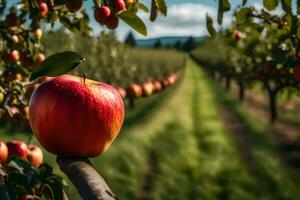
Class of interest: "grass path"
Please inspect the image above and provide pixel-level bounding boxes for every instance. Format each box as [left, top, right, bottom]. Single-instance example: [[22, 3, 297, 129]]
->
[[1, 58, 300, 199]]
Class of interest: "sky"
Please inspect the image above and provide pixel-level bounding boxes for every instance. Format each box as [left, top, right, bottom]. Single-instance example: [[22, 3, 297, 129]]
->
[[89, 0, 263, 40], [8, 0, 276, 40]]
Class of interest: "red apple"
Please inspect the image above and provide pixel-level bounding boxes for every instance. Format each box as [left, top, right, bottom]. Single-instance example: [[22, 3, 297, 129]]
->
[[234, 30, 242, 41], [94, 6, 111, 24], [38, 2, 48, 17], [153, 81, 162, 93], [35, 53, 46, 64], [34, 28, 43, 40], [117, 87, 127, 99], [6, 140, 28, 160], [6, 13, 18, 27], [293, 66, 300, 82], [8, 50, 20, 62], [142, 82, 154, 97], [0, 142, 8, 164], [127, 83, 142, 99], [161, 79, 170, 88], [29, 75, 125, 157], [65, 0, 83, 13], [115, 0, 126, 12], [27, 144, 43, 167], [106, 16, 119, 29], [10, 106, 20, 118], [167, 75, 176, 85]]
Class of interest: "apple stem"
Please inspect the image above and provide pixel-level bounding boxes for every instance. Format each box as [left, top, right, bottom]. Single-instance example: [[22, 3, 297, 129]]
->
[[83, 73, 87, 84]]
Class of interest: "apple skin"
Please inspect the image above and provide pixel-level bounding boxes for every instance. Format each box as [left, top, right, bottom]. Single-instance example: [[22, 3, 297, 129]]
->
[[6, 13, 18, 27], [38, 2, 48, 17], [115, 0, 126, 12], [106, 16, 119, 29], [0, 142, 8, 164], [29, 75, 125, 157], [34, 28, 43, 40], [35, 53, 46, 64], [127, 83, 142, 99], [6, 140, 28, 160], [27, 144, 43, 167], [9, 50, 20, 62], [94, 6, 111, 24], [153, 81, 162, 93], [117, 87, 127, 99], [142, 82, 154, 97], [161, 79, 170, 89], [65, 0, 83, 13], [293, 66, 300, 82]]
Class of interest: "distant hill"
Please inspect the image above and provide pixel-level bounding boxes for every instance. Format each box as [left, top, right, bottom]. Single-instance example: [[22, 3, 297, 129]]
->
[[136, 36, 206, 47]]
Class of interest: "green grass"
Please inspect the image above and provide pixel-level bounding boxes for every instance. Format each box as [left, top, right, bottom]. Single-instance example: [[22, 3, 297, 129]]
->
[[1, 58, 300, 199]]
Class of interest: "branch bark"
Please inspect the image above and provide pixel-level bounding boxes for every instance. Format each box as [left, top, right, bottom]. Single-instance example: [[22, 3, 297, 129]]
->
[[57, 157, 117, 200]]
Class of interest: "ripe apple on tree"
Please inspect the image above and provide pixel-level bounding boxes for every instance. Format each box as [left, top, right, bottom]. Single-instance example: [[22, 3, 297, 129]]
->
[[142, 82, 154, 97], [153, 81, 162, 93], [38, 2, 49, 17], [0, 141, 8, 164], [65, 0, 83, 13], [94, 6, 112, 25], [127, 83, 142, 99], [117, 87, 127, 99], [27, 144, 43, 167], [29, 75, 125, 157], [8, 50, 20, 62], [6, 140, 28, 160]]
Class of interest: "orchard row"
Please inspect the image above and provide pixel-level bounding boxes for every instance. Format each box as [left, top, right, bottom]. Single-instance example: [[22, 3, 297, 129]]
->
[[192, 5, 300, 123]]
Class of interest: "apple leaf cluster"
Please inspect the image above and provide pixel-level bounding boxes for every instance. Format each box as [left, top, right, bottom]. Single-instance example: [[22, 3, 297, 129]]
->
[[196, 0, 300, 123], [0, 156, 66, 200]]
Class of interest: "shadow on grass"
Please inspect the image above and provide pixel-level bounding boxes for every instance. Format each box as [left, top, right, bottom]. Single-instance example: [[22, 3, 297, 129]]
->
[[204, 71, 300, 198]]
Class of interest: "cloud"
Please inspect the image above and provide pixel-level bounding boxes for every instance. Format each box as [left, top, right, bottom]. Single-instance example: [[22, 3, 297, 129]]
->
[[111, 3, 232, 40], [96, 1, 284, 40]]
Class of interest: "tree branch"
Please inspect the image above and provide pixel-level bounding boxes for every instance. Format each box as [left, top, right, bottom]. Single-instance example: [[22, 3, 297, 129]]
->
[[57, 157, 117, 200]]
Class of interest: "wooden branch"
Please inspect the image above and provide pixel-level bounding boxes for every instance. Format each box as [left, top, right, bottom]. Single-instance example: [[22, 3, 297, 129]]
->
[[57, 157, 117, 200]]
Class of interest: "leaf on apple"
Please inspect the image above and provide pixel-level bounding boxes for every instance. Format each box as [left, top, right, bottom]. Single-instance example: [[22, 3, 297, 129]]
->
[[30, 51, 85, 81], [117, 10, 147, 36]]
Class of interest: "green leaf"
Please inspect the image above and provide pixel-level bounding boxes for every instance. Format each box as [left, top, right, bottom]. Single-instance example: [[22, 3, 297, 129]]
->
[[154, 0, 167, 16], [117, 11, 147, 36], [30, 51, 85, 81], [206, 14, 216, 36], [281, 0, 291, 13], [218, 0, 231, 25], [263, 0, 279, 10], [236, 8, 249, 25], [137, 2, 149, 12]]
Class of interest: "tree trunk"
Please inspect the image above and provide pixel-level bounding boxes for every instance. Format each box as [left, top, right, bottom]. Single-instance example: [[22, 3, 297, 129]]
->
[[238, 82, 245, 102], [129, 98, 135, 109], [225, 76, 231, 91], [57, 157, 117, 200], [268, 91, 277, 124]]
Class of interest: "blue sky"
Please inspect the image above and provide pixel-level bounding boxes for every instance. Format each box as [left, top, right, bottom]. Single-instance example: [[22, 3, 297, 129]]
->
[[9, 0, 268, 40]]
